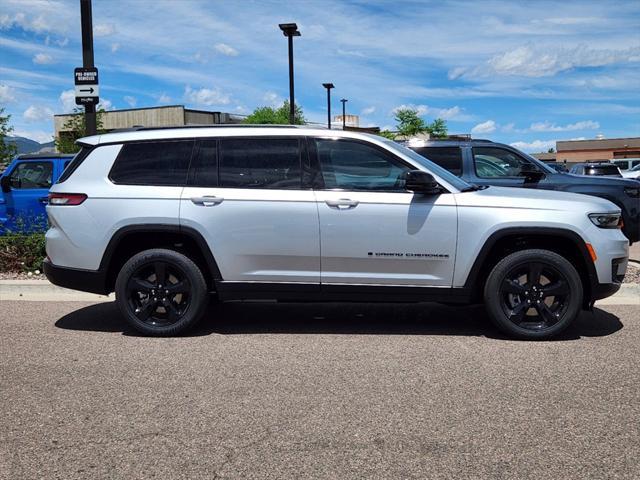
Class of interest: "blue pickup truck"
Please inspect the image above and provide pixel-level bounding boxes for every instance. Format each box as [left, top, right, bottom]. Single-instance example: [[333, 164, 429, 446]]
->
[[0, 154, 74, 233]]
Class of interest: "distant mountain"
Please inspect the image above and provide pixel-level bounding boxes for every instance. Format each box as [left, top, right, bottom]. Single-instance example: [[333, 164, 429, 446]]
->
[[6, 136, 55, 155]]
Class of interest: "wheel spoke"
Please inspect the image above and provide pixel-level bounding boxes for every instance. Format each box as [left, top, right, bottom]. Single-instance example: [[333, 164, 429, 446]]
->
[[164, 301, 180, 323], [541, 280, 569, 297], [535, 302, 557, 324], [128, 277, 155, 293], [154, 262, 166, 285], [528, 263, 543, 285], [166, 280, 189, 294], [136, 301, 157, 321], [509, 301, 529, 324], [502, 278, 525, 294]]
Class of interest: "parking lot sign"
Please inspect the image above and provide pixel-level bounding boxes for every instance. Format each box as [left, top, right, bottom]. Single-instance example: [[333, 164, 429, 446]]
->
[[74, 67, 99, 105]]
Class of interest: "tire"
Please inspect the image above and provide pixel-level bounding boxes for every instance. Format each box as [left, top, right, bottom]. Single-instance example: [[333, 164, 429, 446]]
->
[[483, 249, 583, 340], [115, 248, 208, 336]]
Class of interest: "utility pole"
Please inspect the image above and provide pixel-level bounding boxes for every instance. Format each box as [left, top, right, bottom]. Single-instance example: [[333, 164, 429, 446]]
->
[[278, 23, 301, 125], [322, 83, 334, 129], [80, 0, 96, 136], [340, 98, 348, 129]]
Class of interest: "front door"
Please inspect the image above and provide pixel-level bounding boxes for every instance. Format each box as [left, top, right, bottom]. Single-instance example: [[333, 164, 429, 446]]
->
[[312, 137, 457, 287], [180, 137, 320, 285]]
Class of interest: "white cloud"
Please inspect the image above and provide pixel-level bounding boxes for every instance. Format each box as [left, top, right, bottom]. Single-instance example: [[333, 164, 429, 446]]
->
[[361, 106, 376, 115], [184, 86, 230, 106], [23, 105, 54, 122], [214, 43, 238, 56], [471, 120, 497, 134], [111, 43, 120, 53], [55, 37, 68, 47], [529, 120, 599, 132], [157, 93, 172, 104], [124, 96, 137, 108], [510, 140, 557, 153], [32, 53, 54, 64], [263, 91, 282, 107], [0, 84, 16, 103], [98, 99, 113, 111], [0, 12, 53, 34], [59, 89, 76, 113], [12, 128, 54, 144], [94, 23, 116, 37], [392, 104, 473, 121], [453, 44, 640, 79]]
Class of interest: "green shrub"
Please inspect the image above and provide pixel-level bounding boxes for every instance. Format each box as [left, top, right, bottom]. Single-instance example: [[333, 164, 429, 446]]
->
[[0, 233, 46, 272]]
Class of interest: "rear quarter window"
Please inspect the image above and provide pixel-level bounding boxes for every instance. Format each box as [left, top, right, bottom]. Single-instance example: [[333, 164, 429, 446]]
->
[[109, 140, 195, 186]]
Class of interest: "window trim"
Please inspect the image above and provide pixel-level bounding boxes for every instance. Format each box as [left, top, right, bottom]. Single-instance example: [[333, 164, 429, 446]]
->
[[108, 139, 196, 187], [310, 136, 418, 193], [410, 146, 463, 176]]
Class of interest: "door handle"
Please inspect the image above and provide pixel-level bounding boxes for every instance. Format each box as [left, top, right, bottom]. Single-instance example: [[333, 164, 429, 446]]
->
[[191, 195, 223, 206], [325, 198, 359, 209]]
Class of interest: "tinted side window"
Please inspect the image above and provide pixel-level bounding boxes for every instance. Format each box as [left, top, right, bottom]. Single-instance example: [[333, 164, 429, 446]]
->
[[413, 147, 462, 176], [473, 147, 533, 178], [10, 161, 53, 189], [315, 139, 409, 191], [110, 140, 194, 186], [188, 139, 218, 187], [219, 138, 301, 189]]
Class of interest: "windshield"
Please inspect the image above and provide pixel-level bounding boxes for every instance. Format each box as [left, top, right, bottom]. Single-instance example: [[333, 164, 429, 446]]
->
[[586, 165, 621, 176], [380, 139, 471, 191]]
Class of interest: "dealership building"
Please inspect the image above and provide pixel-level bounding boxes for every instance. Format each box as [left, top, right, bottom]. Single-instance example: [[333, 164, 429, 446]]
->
[[54, 105, 244, 143], [534, 137, 640, 165]]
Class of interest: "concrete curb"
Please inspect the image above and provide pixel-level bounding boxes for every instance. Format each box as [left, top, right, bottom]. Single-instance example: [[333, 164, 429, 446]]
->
[[1, 280, 638, 305]]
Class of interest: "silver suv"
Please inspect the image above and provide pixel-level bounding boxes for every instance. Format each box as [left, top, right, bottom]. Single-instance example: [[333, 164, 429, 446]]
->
[[44, 126, 629, 339]]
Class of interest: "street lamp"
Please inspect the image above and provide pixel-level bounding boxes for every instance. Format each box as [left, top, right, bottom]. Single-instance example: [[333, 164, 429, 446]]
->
[[340, 98, 348, 129], [322, 83, 334, 129], [278, 23, 301, 125]]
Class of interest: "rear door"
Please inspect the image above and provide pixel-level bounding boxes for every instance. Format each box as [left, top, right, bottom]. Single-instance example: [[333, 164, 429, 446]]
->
[[312, 137, 457, 287], [180, 136, 320, 285]]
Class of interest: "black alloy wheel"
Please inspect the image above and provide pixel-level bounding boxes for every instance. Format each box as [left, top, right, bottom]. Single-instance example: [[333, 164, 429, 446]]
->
[[115, 249, 208, 336], [484, 249, 583, 339]]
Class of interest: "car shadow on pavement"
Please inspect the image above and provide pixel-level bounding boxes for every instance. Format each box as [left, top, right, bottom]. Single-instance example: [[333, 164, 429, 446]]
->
[[54, 301, 623, 341]]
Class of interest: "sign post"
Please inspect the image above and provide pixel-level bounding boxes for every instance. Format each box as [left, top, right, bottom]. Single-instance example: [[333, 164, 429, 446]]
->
[[79, 0, 97, 136]]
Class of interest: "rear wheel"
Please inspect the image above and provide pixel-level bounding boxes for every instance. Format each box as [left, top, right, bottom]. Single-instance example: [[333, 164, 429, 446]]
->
[[484, 249, 583, 339], [115, 248, 208, 336]]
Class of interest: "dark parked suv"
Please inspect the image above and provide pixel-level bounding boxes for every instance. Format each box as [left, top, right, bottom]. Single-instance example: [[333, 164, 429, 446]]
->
[[408, 139, 640, 243]]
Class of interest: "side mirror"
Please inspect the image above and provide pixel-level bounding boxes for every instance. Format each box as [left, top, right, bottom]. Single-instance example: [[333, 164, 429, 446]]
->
[[519, 163, 545, 182], [405, 170, 442, 195], [0, 176, 10, 193]]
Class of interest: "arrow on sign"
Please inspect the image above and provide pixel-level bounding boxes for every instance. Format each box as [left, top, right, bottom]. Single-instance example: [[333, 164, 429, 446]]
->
[[80, 87, 95, 93]]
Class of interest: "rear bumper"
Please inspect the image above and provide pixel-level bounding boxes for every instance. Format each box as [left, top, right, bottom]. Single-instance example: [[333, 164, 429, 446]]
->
[[43, 259, 109, 295]]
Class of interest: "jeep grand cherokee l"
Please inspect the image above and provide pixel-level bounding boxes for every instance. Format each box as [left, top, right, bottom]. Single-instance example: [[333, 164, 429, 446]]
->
[[44, 127, 628, 339], [408, 139, 640, 244]]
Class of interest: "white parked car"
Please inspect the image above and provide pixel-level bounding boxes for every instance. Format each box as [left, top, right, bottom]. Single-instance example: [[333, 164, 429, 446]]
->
[[44, 127, 628, 339], [621, 164, 640, 180]]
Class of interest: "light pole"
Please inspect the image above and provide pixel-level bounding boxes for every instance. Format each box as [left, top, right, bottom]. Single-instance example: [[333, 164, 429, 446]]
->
[[322, 83, 334, 129], [80, 0, 96, 136], [340, 98, 348, 129], [278, 23, 301, 125]]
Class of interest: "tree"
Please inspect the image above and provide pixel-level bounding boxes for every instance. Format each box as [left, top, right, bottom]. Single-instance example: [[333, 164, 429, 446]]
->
[[55, 107, 106, 154], [244, 100, 305, 125], [425, 118, 448, 138], [394, 108, 428, 137], [547, 147, 555, 153], [0, 107, 18, 170], [378, 130, 396, 140]]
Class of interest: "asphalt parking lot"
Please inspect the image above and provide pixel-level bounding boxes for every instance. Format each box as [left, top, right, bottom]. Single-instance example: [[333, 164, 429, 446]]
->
[[1, 300, 639, 479]]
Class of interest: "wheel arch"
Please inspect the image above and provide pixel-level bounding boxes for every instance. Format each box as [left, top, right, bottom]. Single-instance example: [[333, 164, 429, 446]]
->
[[99, 224, 222, 293], [464, 227, 598, 308]]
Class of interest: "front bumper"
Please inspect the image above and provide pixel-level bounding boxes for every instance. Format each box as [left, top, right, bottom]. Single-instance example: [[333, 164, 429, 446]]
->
[[43, 259, 109, 295]]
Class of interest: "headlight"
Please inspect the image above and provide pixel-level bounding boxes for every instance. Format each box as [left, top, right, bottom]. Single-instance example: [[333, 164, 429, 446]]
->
[[624, 186, 640, 198], [588, 213, 622, 229]]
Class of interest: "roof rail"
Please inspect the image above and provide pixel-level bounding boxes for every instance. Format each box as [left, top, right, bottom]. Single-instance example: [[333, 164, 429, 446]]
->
[[107, 124, 302, 133], [17, 153, 74, 159]]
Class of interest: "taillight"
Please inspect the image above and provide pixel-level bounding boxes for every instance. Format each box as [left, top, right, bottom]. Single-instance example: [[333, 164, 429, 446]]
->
[[48, 193, 87, 205]]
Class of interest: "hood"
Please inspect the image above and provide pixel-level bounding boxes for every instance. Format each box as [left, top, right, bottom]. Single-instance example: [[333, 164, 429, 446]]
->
[[457, 186, 620, 213], [562, 172, 640, 188]]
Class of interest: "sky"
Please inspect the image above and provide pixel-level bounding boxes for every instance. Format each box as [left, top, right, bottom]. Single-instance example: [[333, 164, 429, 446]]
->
[[0, 0, 639, 152]]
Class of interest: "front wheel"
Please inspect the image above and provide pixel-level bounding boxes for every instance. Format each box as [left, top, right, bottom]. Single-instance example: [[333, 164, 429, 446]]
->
[[115, 248, 208, 336], [484, 249, 583, 340]]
